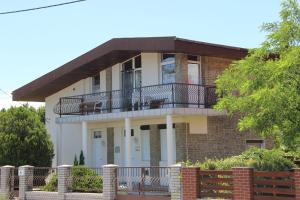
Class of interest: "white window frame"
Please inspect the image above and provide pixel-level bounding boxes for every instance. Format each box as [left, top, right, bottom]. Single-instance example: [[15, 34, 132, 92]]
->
[[121, 54, 142, 88], [160, 53, 176, 84]]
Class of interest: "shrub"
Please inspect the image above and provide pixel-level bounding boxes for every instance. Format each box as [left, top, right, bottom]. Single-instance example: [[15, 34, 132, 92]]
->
[[44, 166, 103, 193], [188, 148, 296, 171]]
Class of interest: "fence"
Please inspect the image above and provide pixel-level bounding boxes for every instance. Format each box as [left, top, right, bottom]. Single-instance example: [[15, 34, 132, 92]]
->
[[117, 167, 170, 196], [182, 167, 300, 200], [199, 170, 233, 199], [253, 171, 295, 199]]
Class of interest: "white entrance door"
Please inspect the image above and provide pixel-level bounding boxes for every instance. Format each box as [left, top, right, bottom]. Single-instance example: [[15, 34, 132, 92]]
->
[[160, 129, 176, 167], [92, 129, 107, 168]]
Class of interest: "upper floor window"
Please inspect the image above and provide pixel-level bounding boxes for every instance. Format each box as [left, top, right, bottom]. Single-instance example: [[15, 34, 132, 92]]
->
[[161, 54, 176, 84], [188, 55, 201, 84], [121, 55, 142, 88], [92, 74, 100, 93]]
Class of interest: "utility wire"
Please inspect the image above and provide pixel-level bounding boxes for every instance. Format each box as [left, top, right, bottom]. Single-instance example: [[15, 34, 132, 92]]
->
[[0, 88, 12, 98], [0, 0, 87, 15]]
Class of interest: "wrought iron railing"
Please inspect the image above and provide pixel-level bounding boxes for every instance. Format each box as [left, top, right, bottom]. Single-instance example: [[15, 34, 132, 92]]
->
[[54, 83, 217, 116]]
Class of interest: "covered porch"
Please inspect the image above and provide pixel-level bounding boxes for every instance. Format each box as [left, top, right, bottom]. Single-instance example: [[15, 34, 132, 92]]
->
[[55, 108, 224, 168]]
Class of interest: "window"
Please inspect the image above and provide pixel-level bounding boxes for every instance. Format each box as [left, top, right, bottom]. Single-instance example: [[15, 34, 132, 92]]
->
[[93, 131, 102, 139], [92, 74, 100, 92], [188, 55, 201, 84], [121, 55, 142, 88], [161, 54, 176, 84], [246, 140, 265, 149]]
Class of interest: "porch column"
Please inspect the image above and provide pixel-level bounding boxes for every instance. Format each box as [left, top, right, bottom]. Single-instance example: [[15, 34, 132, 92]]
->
[[125, 118, 132, 190], [167, 115, 175, 166], [125, 117, 131, 167], [82, 121, 88, 165]]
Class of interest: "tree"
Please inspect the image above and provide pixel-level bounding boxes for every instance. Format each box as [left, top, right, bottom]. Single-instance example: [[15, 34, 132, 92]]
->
[[0, 105, 54, 166], [74, 155, 79, 166], [79, 150, 85, 165], [36, 106, 46, 124], [215, 0, 300, 151]]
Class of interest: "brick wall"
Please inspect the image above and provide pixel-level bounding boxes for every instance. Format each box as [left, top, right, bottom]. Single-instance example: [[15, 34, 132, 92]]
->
[[201, 56, 233, 85], [175, 116, 273, 162], [182, 167, 200, 200], [232, 168, 254, 200], [150, 125, 161, 167]]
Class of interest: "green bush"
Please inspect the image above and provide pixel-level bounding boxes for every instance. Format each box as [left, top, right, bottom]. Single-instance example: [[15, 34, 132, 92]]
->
[[187, 148, 296, 171], [44, 166, 103, 193]]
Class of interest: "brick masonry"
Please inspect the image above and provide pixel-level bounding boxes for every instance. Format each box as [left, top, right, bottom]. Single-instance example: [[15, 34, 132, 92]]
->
[[150, 124, 161, 167], [201, 56, 233, 85], [182, 167, 200, 200], [175, 115, 273, 163], [232, 167, 254, 200]]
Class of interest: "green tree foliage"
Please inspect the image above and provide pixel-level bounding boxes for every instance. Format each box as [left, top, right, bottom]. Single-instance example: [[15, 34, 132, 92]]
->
[[215, 0, 300, 150], [0, 105, 54, 166], [187, 148, 296, 171], [36, 106, 46, 124], [79, 150, 85, 165], [44, 166, 103, 193], [74, 155, 79, 166]]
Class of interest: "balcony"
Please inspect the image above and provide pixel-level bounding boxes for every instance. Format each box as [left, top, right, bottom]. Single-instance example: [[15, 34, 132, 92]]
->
[[53, 83, 217, 116]]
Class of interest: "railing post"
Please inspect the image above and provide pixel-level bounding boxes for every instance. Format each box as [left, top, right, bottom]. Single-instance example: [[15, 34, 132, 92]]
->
[[198, 85, 200, 108], [19, 165, 34, 200], [232, 167, 254, 200], [58, 165, 72, 200], [139, 87, 142, 110], [172, 83, 175, 108], [0, 165, 15, 199], [59, 98, 62, 118], [204, 86, 208, 108], [170, 163, 184, 200], [294, 168, 300, 200], [103, 164, 118, 200], [182, 167, 200, 200]]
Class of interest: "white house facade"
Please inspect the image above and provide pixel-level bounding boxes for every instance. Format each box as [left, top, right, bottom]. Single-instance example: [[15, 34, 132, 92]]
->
[[13, 37, 272, 168]]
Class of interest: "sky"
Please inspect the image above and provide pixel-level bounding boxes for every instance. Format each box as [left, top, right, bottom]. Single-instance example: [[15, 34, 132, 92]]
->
[[0, 0, 282, 109]]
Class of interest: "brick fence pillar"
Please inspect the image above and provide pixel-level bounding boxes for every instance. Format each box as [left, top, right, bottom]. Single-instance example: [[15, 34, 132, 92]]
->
[[103, 164, 118, 200], [58, 165, 72, 200], [294, 168, 300, 200], [19, 165, 34, 200], [170, 163, 184, 200], [182, 167, 200, 200], [0, 165, 15, 199], [232, 167, 254, 200]]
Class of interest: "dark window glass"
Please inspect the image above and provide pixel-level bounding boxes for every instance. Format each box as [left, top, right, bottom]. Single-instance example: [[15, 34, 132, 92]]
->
[[162, 54, 175, 62], [140, 125, 150, 130], [188, 55, 198, 61], [157, 124, 176, 129], [93, 74, 100, 86], [135, 55, 142, 69], [123, 60, 133, 71]]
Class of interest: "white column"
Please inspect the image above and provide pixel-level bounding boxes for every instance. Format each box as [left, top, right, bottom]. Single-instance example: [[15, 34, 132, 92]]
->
[[56, 123, 63, 166], [125, 118, 131, 167], [125, 118, 132, 190], [82, 121, 88, 165], [167, 115, 174, 166]]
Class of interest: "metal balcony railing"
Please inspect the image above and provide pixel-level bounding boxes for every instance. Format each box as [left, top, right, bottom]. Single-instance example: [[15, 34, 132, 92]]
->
[[53, 83, 217, 116]]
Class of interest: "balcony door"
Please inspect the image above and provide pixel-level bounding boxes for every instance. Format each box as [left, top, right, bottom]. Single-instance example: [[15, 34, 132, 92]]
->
[[121, 55, 142, 111]]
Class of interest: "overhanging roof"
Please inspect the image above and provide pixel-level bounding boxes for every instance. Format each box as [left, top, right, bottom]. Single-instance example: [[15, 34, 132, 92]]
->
[[12, 36, 248, 102]]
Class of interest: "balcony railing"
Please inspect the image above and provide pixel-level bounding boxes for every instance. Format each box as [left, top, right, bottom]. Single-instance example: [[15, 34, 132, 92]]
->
[[53, 83, 217, 116]]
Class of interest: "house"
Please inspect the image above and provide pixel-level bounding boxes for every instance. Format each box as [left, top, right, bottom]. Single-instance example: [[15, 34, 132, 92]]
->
[[12, 37, 272, 168]]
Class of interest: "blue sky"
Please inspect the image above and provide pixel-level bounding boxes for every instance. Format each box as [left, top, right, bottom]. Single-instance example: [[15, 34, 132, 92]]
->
[[0, 0, 282, 108]]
